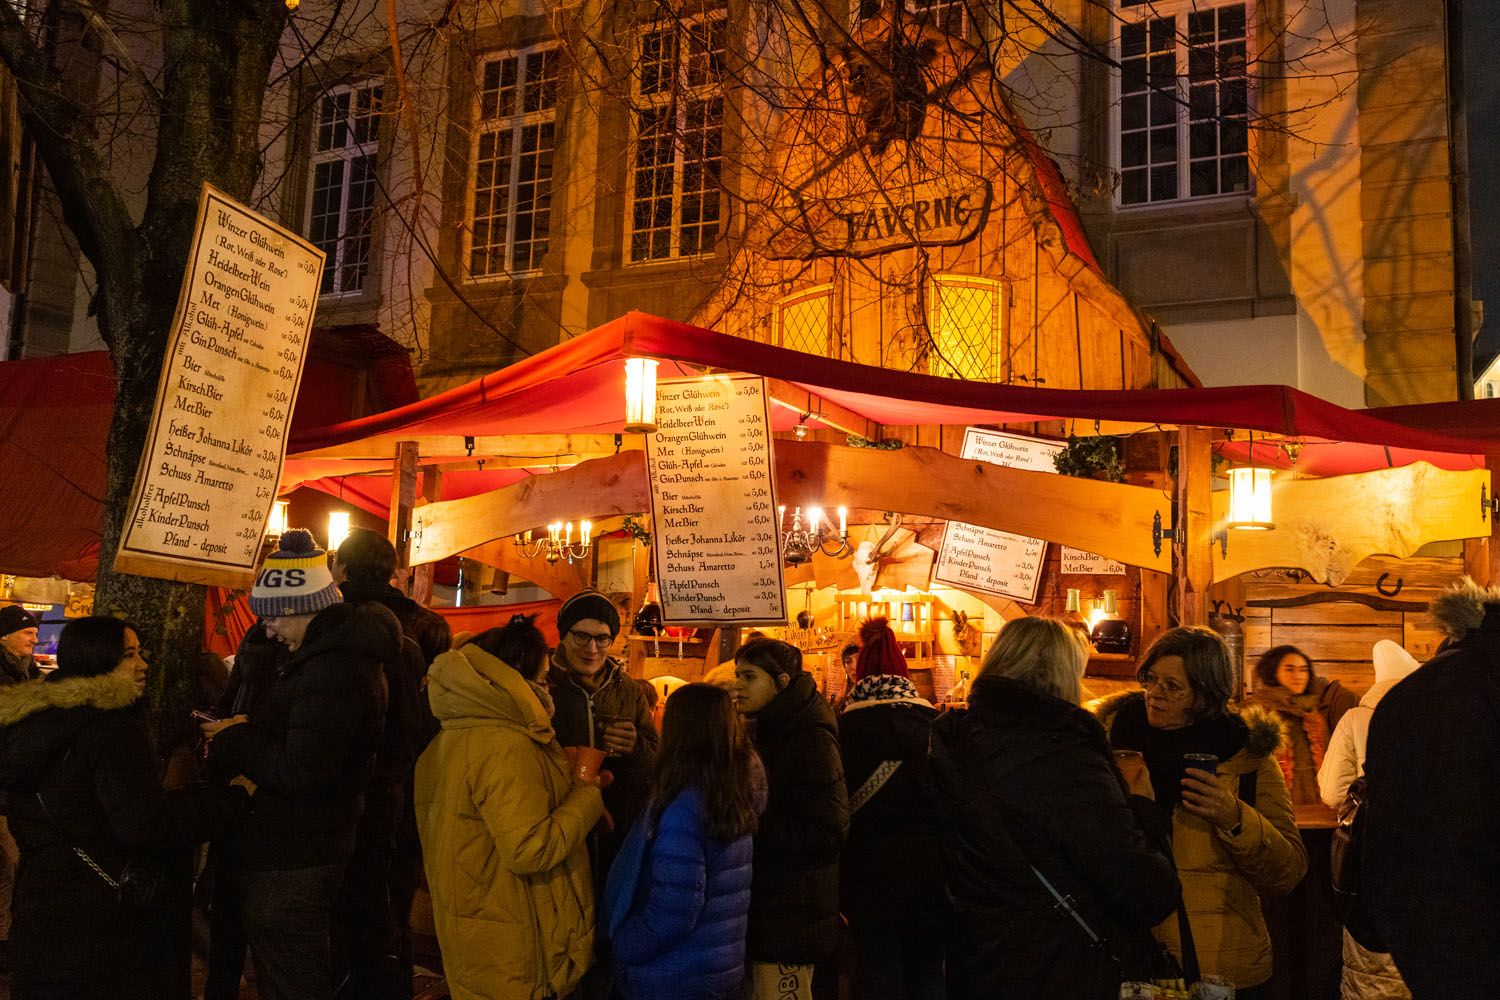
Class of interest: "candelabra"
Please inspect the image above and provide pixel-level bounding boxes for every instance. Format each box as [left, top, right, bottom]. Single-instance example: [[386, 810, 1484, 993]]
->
[[778, 505, 850, 565], [514, 520, 593, 564]]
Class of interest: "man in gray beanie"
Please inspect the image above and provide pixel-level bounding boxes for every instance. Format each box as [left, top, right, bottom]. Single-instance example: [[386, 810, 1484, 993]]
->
[[547, 589, 658, 999], [200, 529, 389, 1000]]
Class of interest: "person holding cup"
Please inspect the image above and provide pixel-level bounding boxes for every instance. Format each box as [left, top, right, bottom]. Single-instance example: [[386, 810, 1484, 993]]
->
[[415, 615, 606, 1000], [1095, 626, 1308, 1000]]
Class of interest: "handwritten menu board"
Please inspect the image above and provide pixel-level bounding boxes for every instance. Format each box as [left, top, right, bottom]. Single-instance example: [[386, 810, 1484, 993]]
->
[[646, 376, 788, 625], [114, 185, 323, 588], [934, 428, 1123, 601]]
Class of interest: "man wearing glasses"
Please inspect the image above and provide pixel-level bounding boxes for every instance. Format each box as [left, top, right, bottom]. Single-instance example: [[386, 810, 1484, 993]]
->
[[548, 589, 659, 998]]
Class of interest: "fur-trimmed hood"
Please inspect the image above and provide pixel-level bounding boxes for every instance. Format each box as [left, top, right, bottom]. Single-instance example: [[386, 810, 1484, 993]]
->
[[1089, 689, 1286, 759], [0, 672, 141, 790], [1428, 577, 1500, 640]]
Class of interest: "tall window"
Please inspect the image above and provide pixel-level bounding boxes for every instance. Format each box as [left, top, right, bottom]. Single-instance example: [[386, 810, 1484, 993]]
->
[[854, 0, 967, 36], [308, 81, 381, 295], [630, 15, 725, 262], [1117, 2, 1249, 206], [776, 286, 835, 356], [929, 275, 1002, 381], [469, 48, 560, 278]]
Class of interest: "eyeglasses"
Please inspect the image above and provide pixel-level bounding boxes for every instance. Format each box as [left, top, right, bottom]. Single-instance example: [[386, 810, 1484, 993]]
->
[[567, 629, 613, 649], [1141, 674, 1191, 698]]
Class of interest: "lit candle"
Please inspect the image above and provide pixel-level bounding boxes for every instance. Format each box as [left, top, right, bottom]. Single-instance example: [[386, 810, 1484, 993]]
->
[[581, 520, 592, 544], [809, 507, 823, 534], [565, 521, 573, 546], [778, 505, 787, 531], [550, 521, 561, 542], [837, 506, 847, 536]]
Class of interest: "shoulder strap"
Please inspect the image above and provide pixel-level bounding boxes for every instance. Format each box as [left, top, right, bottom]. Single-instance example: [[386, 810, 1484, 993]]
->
[[848, 760, 902, 815]]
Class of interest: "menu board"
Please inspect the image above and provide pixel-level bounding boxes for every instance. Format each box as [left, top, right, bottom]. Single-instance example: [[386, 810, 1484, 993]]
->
[[934, 428, 1124, 599], [645, 376, 788, 625], [114, 185, 323, 588]]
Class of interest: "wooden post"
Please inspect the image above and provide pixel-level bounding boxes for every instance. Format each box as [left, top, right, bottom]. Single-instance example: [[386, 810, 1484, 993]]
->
[[411, 466, 443, 604], [1174, 426, 1214, 627], [388, 441, 419, 575], [1463, 452, 1500, 586]]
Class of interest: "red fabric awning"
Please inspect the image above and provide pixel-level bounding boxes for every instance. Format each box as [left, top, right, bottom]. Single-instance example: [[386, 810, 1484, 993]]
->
[[288, 312, 1486, 484], [0, 334, 419, 580]]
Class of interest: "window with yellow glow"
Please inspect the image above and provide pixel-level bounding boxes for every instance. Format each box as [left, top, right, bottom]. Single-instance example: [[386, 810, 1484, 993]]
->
[[929, 275, 1002, 381], [776, 285, 835, 357]]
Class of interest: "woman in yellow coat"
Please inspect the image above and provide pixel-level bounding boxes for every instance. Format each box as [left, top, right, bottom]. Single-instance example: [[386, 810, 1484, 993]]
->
[[1095, 627, 1307, 1000], [415, 616, 605, 1000]]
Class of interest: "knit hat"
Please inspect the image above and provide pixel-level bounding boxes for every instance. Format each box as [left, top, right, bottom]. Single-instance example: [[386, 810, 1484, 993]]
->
[[0, 605, 39, 638], [250, 528, 342, 618], [854, 617, 909, 680], [558, 589, 621, 639]]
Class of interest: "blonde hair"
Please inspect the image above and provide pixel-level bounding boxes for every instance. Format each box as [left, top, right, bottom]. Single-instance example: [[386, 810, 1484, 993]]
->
[[979, 616, 1090, 705]]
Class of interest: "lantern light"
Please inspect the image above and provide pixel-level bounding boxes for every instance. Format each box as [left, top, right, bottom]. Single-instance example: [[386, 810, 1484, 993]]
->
[[266, 500, 290, 540], [1226, 466, 1275, 530], [327, 510, 352, 551], [623, 358, 660, 433]]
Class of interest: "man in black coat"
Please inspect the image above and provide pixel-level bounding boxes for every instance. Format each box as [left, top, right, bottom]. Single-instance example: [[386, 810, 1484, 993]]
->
[[332, 529, 442, 999], [0, 604, 40, 964], [1364, 580, 1500, 998], [202, 530, 388, 1000]]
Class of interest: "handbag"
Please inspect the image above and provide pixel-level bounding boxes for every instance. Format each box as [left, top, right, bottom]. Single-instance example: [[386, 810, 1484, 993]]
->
[[1330, 775, 1385, 950], [848, 760, 902, 815], [34, 788, 167, 910]]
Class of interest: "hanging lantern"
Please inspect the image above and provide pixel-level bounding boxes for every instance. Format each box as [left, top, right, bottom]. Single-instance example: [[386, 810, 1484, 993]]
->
[[327, 510, 352, 551], [1225, 466, 1275, 530], [266, 500, 290, 540], [623, 358, 660, 433]]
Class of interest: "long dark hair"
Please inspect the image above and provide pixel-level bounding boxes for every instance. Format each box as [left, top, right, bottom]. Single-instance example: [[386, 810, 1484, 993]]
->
[[652, 683, 758, 841], [51, 616, 136, 680], [469, 614, 549, 681], [1253, 644, 1317, 690]]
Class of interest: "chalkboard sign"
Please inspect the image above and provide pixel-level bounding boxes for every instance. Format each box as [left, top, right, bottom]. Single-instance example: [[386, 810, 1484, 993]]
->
[[115, 185, 323, 588], [646, 376, 788, 625]]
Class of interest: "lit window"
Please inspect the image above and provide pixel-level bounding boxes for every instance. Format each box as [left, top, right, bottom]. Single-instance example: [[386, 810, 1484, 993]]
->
[[308, 81, 381, 295], [854, 0, 967, 36], [1116, 2, 1249, 206], [1486, 382, 1495, 399], [468, 48, 560, 278], [630, 15, 725, 262], [776, 286, 835, 357], [929, 275, 1002, 381]]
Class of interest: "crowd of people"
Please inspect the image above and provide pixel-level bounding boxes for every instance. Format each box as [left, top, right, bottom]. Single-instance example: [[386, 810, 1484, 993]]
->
[[0, 535, 1493, 1000]]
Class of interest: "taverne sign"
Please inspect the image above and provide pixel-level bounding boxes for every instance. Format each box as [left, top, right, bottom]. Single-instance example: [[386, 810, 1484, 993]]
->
[[766, 179, 992, 260]]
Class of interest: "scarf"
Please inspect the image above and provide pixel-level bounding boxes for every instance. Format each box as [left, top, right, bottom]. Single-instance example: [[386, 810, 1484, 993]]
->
[[1109, 695, 1249, 814], [528, 680, 556, 719], [844, 673, 922, 707]]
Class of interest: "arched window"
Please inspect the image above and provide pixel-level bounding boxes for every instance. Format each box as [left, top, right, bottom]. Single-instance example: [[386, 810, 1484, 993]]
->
[[1486, 382, 1495, 399], [776, 285, 835, 357], [929, 274, 1003, 381]]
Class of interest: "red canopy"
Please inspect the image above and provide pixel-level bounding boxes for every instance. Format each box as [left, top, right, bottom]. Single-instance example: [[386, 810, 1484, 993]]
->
[[0, 333, 418, 580], [288, 312, 1486, 501]]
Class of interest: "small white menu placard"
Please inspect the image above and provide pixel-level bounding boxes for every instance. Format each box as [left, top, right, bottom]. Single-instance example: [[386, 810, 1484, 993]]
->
[[646, 376, 788, 625], [934, 428, 1123, 599], [115, 185, 323, 588]]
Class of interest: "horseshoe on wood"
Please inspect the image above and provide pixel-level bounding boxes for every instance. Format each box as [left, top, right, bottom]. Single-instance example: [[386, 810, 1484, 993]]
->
[[1375, 573, 1403, 598]]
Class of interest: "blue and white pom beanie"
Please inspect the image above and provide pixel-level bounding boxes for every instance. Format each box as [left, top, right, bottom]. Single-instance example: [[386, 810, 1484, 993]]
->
[[250, 528, 342, 618]]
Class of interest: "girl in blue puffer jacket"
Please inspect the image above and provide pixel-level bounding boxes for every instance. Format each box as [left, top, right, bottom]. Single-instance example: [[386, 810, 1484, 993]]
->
[[603, 683, 763, 1000]]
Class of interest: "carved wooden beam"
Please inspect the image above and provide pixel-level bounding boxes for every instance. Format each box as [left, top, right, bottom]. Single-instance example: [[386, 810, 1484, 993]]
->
[[1212, 462, 1491, 586], [774, 441, 1172, 573], [1246, 592, 1428, 613], [460, 537, 589, 603]]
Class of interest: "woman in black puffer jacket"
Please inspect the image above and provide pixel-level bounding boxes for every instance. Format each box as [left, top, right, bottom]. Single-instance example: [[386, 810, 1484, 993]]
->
[[0, 617, 249, 1000], [838, 618, 947, 1000], [928, 617, 1181, 1000], [734, 637, 848, 1000]]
